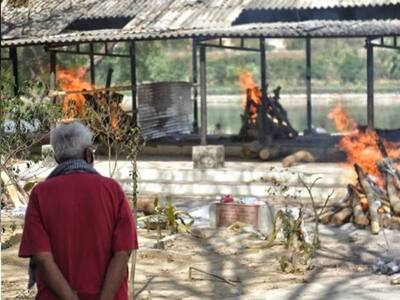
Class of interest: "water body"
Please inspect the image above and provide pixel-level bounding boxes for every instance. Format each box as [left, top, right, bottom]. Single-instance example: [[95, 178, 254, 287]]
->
[[206, 93, 400, 134]]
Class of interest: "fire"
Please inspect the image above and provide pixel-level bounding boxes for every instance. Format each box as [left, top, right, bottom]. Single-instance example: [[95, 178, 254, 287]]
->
[[57, 67, 92, 119], [328, 106, 356, 132], [57, 67, 122, 131], [329, 105, 400, 183], [237, 71, 262, 124], [238, 71, 262, 105]]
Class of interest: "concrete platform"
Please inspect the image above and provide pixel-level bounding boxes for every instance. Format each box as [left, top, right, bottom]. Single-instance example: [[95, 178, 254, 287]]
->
[[26, 157, 353, 202]]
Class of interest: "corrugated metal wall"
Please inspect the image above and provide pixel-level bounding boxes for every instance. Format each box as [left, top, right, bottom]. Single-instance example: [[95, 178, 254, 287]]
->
[[137, 82, 192, 140]]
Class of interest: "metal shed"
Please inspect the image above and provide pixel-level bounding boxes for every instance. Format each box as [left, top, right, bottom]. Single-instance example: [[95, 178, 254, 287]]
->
[[1, 0, 400, 144]]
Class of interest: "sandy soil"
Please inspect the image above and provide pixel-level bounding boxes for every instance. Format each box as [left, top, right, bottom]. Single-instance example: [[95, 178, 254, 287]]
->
[[2, 211, 400, 300]]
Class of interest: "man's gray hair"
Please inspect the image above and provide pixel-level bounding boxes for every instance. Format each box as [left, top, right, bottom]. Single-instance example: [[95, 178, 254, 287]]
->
[[50, 121, 93, 162]]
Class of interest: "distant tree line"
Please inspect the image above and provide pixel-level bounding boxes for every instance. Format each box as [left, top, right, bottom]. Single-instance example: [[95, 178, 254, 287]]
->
[[1, 38, 399, 95]]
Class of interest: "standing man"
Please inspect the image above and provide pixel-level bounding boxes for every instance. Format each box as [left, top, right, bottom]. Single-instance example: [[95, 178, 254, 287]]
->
[[19, 121, 138, 300]]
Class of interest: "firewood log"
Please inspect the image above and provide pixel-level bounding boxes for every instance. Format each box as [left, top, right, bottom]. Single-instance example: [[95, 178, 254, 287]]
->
[[319, 209, 338, 224], [351, 189, 369, 227], [282, 150, 315, 168], [268, 96, 298, 139], [380, 213, 392, 228], [259, 147, 281, 161], [331, 207, 353, 225], [381, 199, 391, 208], [386, 173, 400, 216], [350, 184, 369, 211], [382, 205, 391, 214], [242, 141, 262, 158], [376, 136, 400, 215], [358, 194, 369, 211], [348, 184, 369, 226], [355, 164, 380, 234]]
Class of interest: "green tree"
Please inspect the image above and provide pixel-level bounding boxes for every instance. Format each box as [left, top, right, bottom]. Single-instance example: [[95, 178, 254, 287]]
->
[[337, 48, 364, 84]]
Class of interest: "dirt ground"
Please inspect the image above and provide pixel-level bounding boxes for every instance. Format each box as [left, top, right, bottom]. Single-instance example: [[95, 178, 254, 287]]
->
[[2, 210, 400, 300]]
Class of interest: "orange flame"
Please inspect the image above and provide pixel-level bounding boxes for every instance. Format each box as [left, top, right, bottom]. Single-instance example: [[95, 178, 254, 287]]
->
[[238, 71, 261, 106], [328, 106, 356, 132], [57, 67, 92, 119], [329, 105, 400, 184], [57, 67, 122, 131], [237, 71, 262, 124]]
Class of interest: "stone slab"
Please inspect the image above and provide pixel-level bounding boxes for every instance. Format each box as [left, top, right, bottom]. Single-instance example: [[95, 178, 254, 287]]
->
[[192, 145, 224, 169]]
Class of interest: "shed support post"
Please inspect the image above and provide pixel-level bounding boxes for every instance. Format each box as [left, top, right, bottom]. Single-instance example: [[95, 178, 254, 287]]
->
[[199, 45, 207, 145], [192, 38, 199, 133], [89, 43, 95, 86], [366, 39, 374, 129], [129, 41, 137, 127], [259, 37, 268, 144], [50, 51, 57, 104], [305, 37, 312, 133], [10, 47, 19, 96]]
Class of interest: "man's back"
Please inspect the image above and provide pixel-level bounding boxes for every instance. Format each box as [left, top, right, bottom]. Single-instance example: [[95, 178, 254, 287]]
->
[[19, 172, 137, 299]]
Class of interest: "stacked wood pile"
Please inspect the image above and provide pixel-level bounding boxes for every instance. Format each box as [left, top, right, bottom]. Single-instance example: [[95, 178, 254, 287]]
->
[[239, 86, 297, 142], [321, 140, 400, 233], [241, 140, 316, 165], [241, 141, 284, 160]]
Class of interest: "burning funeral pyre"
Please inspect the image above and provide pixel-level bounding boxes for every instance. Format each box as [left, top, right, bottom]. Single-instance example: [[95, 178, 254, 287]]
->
[[322, 107, 400, 233], [237, 72, 298, 141], [56, 67, 131, 130]]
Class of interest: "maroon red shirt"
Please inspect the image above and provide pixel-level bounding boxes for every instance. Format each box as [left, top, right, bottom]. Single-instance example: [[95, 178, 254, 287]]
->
[[19, 172, 138, 299]]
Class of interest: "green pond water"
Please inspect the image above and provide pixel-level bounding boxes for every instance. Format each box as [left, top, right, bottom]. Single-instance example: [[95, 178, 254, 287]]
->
[[206, 94, 400, 134]]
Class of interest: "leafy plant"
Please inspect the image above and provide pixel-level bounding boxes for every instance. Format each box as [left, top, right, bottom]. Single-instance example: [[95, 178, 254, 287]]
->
[[82, 92, 133, 177], [138, 196, 194, 235], [272, 207, 315, 273], [298, 176, 334, 249]]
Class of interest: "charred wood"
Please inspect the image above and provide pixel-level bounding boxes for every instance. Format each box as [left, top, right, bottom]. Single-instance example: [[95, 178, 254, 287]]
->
[[387, 173, 400, 216], [355, 164, 380, 234], [348, 184, 369, 226]]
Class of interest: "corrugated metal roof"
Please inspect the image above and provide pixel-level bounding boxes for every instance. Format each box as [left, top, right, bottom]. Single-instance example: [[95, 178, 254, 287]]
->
[[1, 0, 251, 40], [123, 0, 249, 30], [247, 0, 400, 10], [1, 0, 399, 47], [2, 20, 399, 47], [1, 0, 95, 39]]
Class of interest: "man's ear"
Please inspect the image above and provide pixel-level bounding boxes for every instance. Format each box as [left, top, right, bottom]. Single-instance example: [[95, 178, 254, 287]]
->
[[84, 148, 94, 164]]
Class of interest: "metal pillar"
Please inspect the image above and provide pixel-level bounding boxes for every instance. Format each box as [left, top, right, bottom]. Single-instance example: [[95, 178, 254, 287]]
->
[[192, 38, 199, 133], [129, 41, 137, 127], [199, 45, 207, 145], [89, 43, 95, 86], [305, 37, 312, 133], [10, 47, 19, 96], [366, 39, 374, 129], [259, 38, 268, 144], [49, 51, 57, 104]]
